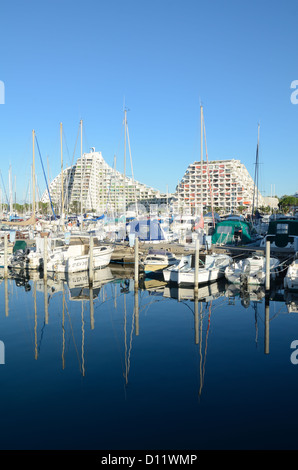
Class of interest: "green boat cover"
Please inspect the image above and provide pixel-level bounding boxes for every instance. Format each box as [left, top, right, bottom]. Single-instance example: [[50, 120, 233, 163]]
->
[[13, 240, 27, 253], [211, 220, 253, 245]]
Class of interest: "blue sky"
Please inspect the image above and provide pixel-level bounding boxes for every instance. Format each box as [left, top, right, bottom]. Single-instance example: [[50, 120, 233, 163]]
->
[[0, 0, 297, 204]]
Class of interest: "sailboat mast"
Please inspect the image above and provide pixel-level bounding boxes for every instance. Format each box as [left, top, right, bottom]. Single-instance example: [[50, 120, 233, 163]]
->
[[8, 165, 12, 213], [80, 119, 83, 217], [200, 105, 203, 217], [14, 175, 16, 210], [200, 105, 203, 163], [123, 109, 127, 219], [252, 123, 260, 219], [113, 154, 117, 214], [32, 129, 36, 225], [60, 122, 64, 220]]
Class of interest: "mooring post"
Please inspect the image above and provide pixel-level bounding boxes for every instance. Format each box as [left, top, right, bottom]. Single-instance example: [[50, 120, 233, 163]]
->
[[265, 298, 270, 354], [89, 236, 94, 287], [43, 234, 48, 280], [265, 240, 270, 292], [134, 289, 139, 336], [44, 276, 48, 325], [90, 286, 94, 330], [194, 238, 200, 296], [134, 236, 139, 290], [5, 277, 8, 317], [194, 296, 199, 344], [4, 233, 8, 278]]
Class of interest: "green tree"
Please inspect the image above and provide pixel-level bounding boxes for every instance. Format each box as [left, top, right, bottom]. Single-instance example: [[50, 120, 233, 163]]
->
[[278, 195, 298, 213]]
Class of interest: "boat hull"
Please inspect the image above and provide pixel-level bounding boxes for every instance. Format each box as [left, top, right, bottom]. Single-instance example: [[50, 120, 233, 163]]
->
[[177, 267, 224, 286], [52, 247, 113, 273], [284, 260, 298, 291], [225, 256, 280, 286]]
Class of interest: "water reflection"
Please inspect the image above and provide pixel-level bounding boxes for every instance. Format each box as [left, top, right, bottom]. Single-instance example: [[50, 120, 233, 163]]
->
[[1, 265, 298, 450], [225, 283, 266, 307], [284, 291, 298, 314], [0, 266, 295, 389]]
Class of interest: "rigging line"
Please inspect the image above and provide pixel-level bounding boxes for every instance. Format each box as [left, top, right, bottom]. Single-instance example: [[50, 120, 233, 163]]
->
[[23, 180, 29, 205], [0, 170, 9, 206], [107, 291, 127, 381], [64, 123, 80, 211], [111, 119, 125, 171], [252, 124, 260, 218], [64, 296, 82, 373], [126, 308, 135, 383], [37, 319, 46, 355], [203, 116, 215, 227], [198, 302, 203, 398], [126, 125, 138, 215], [82, 124, 90, 154], [34, 135, 56, 219], [201, 301, 212, 394], [62, 126, 72, 168]]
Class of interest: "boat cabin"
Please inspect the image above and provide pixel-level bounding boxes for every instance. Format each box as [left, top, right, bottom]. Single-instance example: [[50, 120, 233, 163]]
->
[[260, 218, 298, 252]]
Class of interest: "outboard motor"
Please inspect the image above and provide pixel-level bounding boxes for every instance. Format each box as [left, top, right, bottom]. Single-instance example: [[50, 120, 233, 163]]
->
[[9, 247, 30, 269]]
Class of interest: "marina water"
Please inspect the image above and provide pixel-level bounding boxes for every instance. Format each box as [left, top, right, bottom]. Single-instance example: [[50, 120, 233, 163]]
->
[[0, 267, 298, 450]]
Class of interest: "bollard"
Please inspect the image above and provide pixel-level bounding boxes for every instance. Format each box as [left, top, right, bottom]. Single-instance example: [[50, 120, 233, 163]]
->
[[43, 235, 48, 280], [265, 298, 270, 354], [89, 236, 94, 287], [265, 240, 270, 292], [194, 238, 200, 295], [194, 296, 199, 344], [5, 277, 8, 317], [134, 237, 139, 290], [90, 286, 94, 330], [44, 277, 48, 325], [4, 234, 8, 278], [134, 290, 139, 337]]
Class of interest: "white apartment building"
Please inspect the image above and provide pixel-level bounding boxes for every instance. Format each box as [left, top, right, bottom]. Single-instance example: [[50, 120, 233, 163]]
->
[[175, 159, 265, 214], [41, 149, 164, 214]]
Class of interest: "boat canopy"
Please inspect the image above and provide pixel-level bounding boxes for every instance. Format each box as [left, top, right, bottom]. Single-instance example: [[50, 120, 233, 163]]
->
[[211, 220, 252, 245], [266, 219, 298, 248], [13, 240, 27, 253]]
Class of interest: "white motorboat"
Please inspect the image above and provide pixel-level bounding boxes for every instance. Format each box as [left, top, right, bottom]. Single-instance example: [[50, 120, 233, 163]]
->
[[143, 249, 179, 275], [8, 235, 114, 274], [225, 253, 280, 286], [163, 252, 232, 286], [163, 254, 191, 284], [284, 259, 298, 291], [47, 243, 114, 273]]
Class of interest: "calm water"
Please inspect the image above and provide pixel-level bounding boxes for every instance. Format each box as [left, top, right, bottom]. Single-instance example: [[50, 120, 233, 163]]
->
[[0, 265, 297, 450]]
